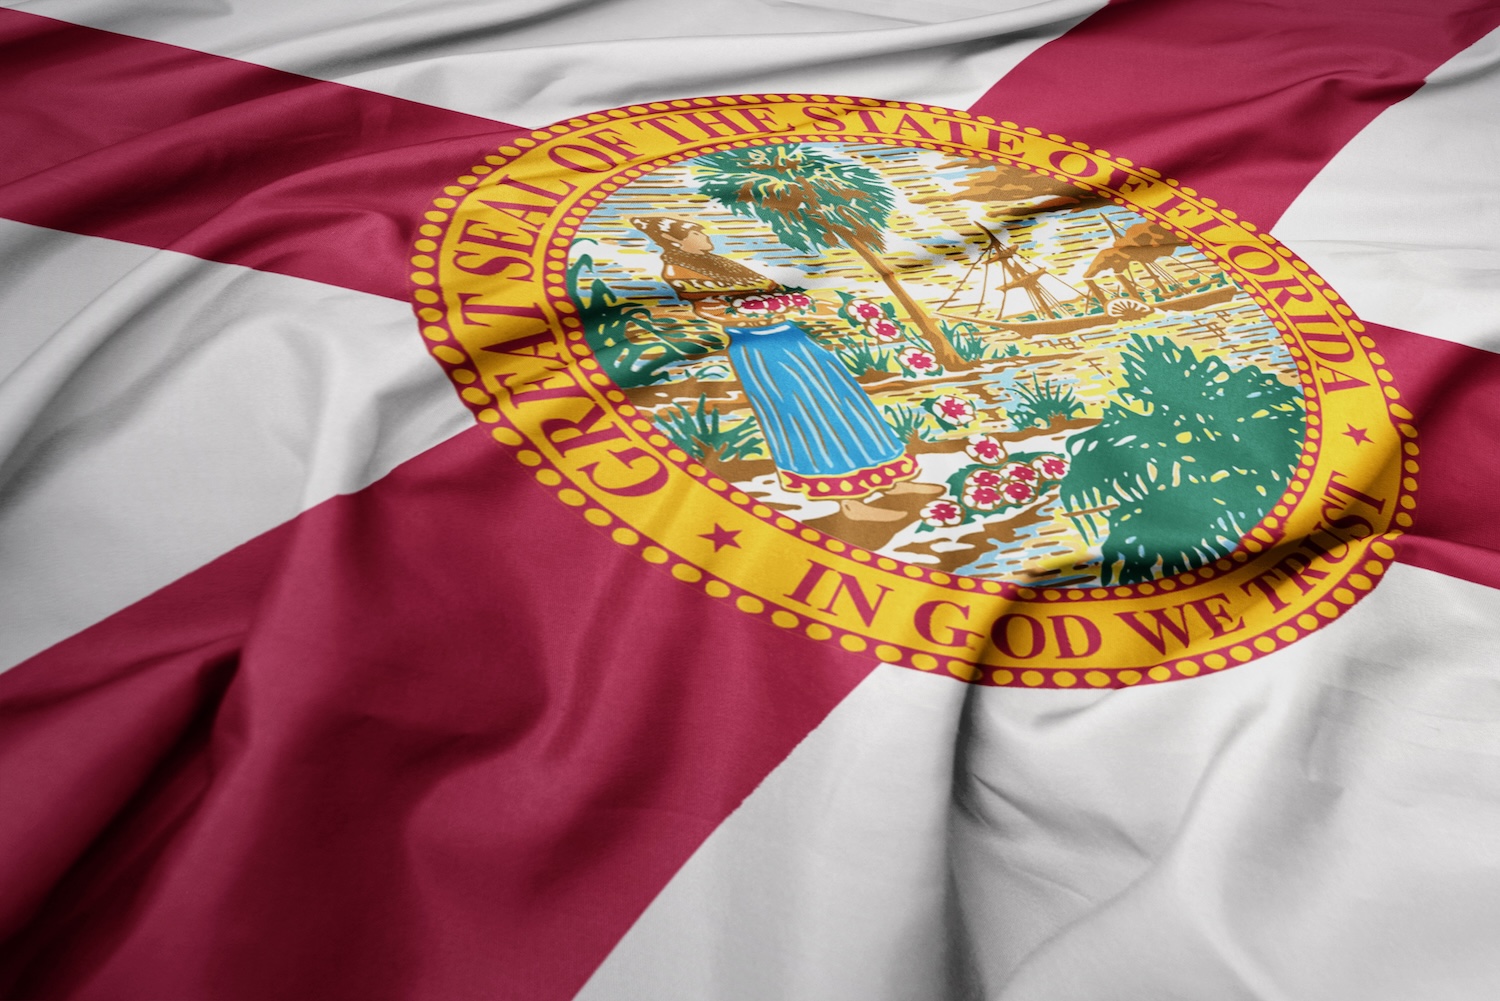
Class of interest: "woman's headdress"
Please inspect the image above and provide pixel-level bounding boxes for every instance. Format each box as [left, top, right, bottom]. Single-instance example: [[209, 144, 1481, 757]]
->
[[630, 216, 773, 290], [631, 216, 702, 249]]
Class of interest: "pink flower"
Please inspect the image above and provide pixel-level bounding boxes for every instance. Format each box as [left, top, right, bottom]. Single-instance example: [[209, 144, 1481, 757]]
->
[[737, 296, 767, 311], [1034, 455, 1068, 478], [965, 434, 1004, 464], [851, 300, 883, 321], [1002, 463, 1038, 482], [937, 397, 975, 421], [897, 348, 938, 373], [927, 395, 977, 429], [920, 500, 964, 527], [965, 486, 1001, 510], [1003, 480, 1035, 502], [789, 293, 812, 309], [968, 469, 1003, 488], [866, 318, 901, 340]]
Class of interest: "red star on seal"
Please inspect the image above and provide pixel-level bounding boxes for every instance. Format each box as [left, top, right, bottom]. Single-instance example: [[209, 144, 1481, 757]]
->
[[1343, 424, 1371, 446], [700, 524, 741, 551]]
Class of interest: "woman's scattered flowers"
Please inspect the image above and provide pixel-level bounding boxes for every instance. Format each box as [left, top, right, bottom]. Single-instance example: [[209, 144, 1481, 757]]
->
[[917, 450, 1071, 531], [733, 292, 813, 314], [965, 434, 1005, 464], [1003, 480, 1035, 502], [896, 347, 940, 375], [1033, 454, 1069, 479], [926, 394, 977, 428], [919, 500, 965, 527]]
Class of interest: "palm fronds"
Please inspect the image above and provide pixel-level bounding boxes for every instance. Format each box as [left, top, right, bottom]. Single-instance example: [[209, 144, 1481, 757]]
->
[[655, 394, 765, 462], [692, 145, 895, 253]]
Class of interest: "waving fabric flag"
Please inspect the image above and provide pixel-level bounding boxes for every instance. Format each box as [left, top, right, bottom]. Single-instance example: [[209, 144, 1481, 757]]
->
[[2, 2, 1499, 998]]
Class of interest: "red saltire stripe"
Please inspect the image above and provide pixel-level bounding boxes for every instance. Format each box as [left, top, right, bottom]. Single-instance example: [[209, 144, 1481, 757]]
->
[[0, 429, 876, 997], [1, 3, 1498, 998], [0, 9, 517, 300], [1371, 323, 1500, 589], [971, 0, 1500, 232]]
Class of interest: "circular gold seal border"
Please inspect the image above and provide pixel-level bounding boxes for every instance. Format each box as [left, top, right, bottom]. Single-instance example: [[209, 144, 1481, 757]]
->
[[411, 95, 1418, 689]]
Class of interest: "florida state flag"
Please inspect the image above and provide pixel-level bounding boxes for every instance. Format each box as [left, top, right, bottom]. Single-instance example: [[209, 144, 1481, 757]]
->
[[3, 1, 1500, 997]]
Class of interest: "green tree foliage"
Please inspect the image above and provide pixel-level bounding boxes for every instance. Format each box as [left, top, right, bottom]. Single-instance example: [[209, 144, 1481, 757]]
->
[[1060, 334, 1305, 585], [691, 144, 963, 368], [693, 145, 895, 254]]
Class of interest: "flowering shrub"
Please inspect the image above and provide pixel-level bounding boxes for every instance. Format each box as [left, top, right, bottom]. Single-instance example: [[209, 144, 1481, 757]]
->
[[836, 292, 909, 342], [896, 347, 940, 375], [1000, 462, 1037, 483], [914, 450, 1071, 533], [1033, 454, 1069, 479], [965, 434, 1005, 464], [964, 486, 1002, 511]]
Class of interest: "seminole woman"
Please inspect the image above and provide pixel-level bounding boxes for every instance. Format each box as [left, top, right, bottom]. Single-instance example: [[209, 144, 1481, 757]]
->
[[633, 216, 940, 523]]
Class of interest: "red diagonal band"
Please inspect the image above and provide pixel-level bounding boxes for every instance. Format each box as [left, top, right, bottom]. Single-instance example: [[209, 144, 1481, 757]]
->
[[0, 429, 874, 998], [974, 0, 1500, 590], [971, 0, 1500, 229], [0, 9, 519, 300]]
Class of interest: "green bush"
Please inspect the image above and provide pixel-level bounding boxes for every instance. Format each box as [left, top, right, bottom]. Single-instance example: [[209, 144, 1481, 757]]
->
[[939, 319, 996, 362], [655, 394, 765, 462], [1060, 334, 1305, 585], [570, 251, 724, 388], [1008, 375, 1084, 428], [836, 340, 895, 375]]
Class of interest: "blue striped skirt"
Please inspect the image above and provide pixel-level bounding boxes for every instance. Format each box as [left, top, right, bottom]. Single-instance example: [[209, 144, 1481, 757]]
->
[[726, 322, 905, 480]]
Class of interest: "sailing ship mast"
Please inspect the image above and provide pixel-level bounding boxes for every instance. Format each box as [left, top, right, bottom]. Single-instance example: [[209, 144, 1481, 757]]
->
[[933, 214, 1237, 339], [939, 223, 1087, 321], [987, 231, 1082, 320]]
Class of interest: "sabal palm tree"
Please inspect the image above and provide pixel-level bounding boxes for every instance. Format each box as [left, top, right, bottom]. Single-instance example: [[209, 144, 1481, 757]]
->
[[692, 144, 964, 369]]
